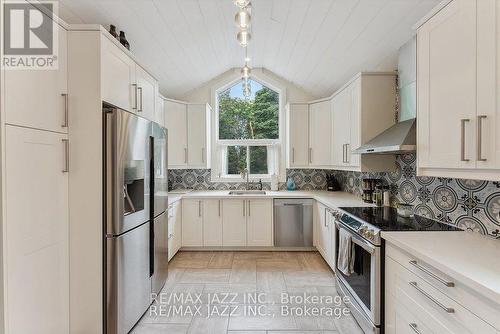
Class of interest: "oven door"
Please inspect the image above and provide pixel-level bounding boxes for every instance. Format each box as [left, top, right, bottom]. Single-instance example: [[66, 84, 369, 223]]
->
[[334, 221, 381, 333]]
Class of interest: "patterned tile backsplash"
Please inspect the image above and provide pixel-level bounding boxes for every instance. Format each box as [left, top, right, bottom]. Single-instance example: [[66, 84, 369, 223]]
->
[[168, 153, 500, 238], [330, 153, 500, 239]]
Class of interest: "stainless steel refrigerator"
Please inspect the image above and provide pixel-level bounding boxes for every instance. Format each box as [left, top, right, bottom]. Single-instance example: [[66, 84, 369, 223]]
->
[[103, 107, 169, 334]]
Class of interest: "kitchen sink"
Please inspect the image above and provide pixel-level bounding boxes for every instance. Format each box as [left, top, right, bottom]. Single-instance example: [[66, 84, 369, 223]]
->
[[228, 190, 267, 195]]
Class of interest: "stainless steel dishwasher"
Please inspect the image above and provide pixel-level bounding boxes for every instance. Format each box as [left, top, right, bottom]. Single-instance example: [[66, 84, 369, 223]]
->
[[274, 199, 314, 247]]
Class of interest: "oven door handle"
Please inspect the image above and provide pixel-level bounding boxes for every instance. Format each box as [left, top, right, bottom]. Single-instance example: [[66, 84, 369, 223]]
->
[[336, 221, 376, 254]]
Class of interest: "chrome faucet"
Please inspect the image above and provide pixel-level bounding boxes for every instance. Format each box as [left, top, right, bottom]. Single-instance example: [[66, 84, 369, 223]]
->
[[241, 168, 250, 190]]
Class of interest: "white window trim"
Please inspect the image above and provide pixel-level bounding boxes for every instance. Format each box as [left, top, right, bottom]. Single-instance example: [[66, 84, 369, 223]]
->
[[210, 70, 286, 183]]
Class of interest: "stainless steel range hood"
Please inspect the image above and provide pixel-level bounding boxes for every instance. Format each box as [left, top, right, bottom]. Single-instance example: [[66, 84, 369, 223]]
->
[[352, 118, 416, 154]]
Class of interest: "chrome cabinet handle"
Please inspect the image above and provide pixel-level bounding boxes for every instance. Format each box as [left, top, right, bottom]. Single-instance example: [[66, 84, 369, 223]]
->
[[409, 282, 454, 313], [409, 323, 421, 334], [343, 144, 347, 163], [460, 119, 470, 161], [202, 148, 205, 163], [345, 143, 349, 163], [137, 87, 143, 112], [198, 201, 202, 217], [132, 84, 138, 110], [61, 93, 68, 127], [243, 200, 245, 216], [477, 115, 487, 161], [292, 148, 295, 163], [248, 200, 250, 217], [409, 260, 454, 287], [218, 200, 221, 217], [309, 148, 312, 163], [184, 148, 188, 163], [62, 139, 69, 173]]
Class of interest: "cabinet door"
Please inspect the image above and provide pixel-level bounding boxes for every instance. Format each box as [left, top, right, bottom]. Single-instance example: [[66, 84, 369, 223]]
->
[[5, 25, 68, 133], [417, 0, 477, 169], [476, 0, 500, 170], [288, 104, 310, 167], [309, 100, 332, 166], [101, 36, 136, 111], [328, 210, 337, 268], [247, 199, 273, 246], [203, 199, 223, 246], [182, 199, 203, 247], [167, 205, 175, 261], [165, 100, 187, 167], [315, 202, 329, 259], [5, 126, 69, 334], [173, 201, 182, 254], [187, 104, 207, 167], [135, 65, 156, 121], [349, 79, 361, 167], [155, 95, 165, 126], [332, 89, 351, 166], [222, 199, 247, 246]]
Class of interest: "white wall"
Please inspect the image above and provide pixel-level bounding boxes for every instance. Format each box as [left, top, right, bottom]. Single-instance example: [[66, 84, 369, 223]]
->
[[179, 68, 316, 104]]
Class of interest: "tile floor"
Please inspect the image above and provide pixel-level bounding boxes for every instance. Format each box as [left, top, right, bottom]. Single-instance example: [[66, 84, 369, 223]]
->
[[132, 251, 363, 334]]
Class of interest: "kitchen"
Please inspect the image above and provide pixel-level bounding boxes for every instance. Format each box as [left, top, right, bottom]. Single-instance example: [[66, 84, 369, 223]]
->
[[1, 0, 500, 334]]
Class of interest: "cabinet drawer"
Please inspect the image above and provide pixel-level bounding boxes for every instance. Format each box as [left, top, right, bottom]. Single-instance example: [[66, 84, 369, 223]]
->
[[387, 256, 496, 334], [386, 243, 500, 330]]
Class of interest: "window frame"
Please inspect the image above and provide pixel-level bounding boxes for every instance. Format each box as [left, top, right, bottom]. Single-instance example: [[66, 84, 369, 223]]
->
[[211, 74, 285, 182]]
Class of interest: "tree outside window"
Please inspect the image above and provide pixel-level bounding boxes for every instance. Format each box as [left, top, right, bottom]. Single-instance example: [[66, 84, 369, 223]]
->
[[217, 78, 279, 178]]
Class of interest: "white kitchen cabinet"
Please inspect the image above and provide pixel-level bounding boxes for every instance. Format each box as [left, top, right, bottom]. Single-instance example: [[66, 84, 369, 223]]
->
[[385, 249, 498, 334], [165, 100, 188, 167], [417, 0, 477, 171], [331, 73, 396, 172], [417, 0, 500, 180], [182, 199, 203, 247], [187, 104, 211, 168], [135, 65, 157, 121], [203, 199, 223, 246], [315, 202, 330, 261], [4, 24, 68, 133], [309, 100, 332, 166], [287, 103, 310, 167], [222, 199, 247, 246], [165, 101, 211, 169], [168, 201, 182, 261], [4, 125, 69, 334], [101, 35, 136, 112], [246, 199, 273, 246], [155, 94, 165, 126]]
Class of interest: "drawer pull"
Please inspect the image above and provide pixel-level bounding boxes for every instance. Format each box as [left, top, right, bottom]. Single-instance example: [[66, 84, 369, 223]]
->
[[409, 281, 455, 313], [409, 323, 421, 334], [409, 260, 454, 287]]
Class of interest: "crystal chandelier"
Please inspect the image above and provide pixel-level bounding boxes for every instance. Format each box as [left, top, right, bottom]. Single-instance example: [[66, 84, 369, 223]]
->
[[234, 1, 252, 98]]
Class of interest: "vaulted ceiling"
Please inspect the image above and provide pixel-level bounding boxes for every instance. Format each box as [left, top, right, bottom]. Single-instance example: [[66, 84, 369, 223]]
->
[[57, 0, 440, 99]]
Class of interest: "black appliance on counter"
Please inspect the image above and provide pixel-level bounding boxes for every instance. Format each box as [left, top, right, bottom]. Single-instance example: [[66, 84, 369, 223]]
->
[[326, 174, 341, 191]]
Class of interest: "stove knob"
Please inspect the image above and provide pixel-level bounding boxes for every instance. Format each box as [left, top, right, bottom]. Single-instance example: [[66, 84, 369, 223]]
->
[[358, 226, 367, 236], [365, 229, 375, 240]]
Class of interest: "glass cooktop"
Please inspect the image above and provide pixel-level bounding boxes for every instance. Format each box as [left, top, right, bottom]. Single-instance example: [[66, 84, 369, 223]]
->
[[338, 207, 462, 232]]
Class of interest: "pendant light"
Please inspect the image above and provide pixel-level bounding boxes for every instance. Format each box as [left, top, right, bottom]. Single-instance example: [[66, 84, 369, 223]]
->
[[242, 78, 251, 98], [233, 0, 251, 9], [235, 8, 251, 29], [241, 63, 251, 79], [237, 30, 251, 47]]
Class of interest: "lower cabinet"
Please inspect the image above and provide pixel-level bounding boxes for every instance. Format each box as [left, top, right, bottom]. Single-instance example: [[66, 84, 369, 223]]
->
[[246, 199, 273, 246], [385, 244, 498, 334], [5, 125, 69, 334], [182, 199, 203, 247], [203, 199, 223, 246], [168, 201, 182, 261], [222, 199, 247, 246], [315, 202, 336, 270]]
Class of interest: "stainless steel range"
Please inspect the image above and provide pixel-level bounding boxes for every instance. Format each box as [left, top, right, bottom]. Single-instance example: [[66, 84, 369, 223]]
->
[[330, 207, 461, 334]]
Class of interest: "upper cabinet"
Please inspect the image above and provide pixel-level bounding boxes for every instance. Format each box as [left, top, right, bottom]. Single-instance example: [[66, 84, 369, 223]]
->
[[4, 24, 68, 133], [287, 72, 396, 172], [165, 100, 211, 169], [309, 100, 333, 167], [417, 0, 500, 180], [101, 34, 158, 123]]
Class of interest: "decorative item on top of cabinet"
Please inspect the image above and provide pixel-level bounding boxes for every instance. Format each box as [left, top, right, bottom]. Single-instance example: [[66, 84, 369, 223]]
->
[[416, 0, 500, 181], [109, 24, 118, 39], [119, 31, 130, 50]]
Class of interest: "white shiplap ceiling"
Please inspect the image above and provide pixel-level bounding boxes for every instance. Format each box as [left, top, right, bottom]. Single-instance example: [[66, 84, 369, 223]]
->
[[57, 0, 440, 99]]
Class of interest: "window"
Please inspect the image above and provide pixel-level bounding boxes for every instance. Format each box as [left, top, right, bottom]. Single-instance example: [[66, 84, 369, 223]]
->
[[215, 78, 280, 180]]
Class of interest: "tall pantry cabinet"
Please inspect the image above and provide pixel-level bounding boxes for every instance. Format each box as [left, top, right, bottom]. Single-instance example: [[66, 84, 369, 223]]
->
[[1, 6, 69, 334]]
